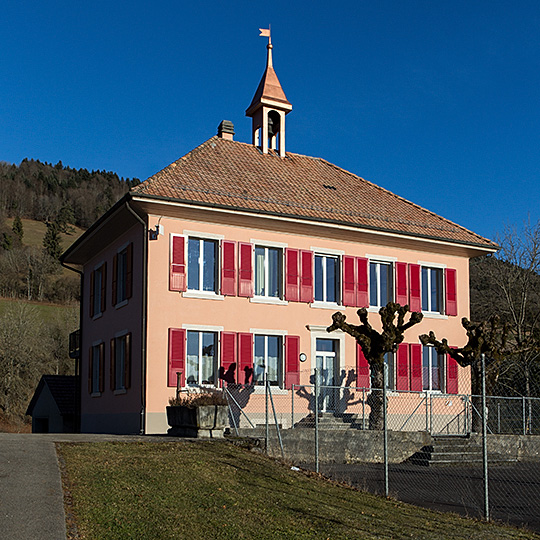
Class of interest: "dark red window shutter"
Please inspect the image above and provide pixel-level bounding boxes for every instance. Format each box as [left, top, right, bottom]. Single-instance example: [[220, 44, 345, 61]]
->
[[285, 335, 300, 389], [88, 347, 93, 394], [408, 264, 421, 312], [396, 343, 409, 391], [221, 241, 237, 296], [300, 250, 314, 303], [395, 262, 408, 307], [409, 343, 422, 391], [168, 328, 186, 387], [100, 263, 107, 313], [169, 235, 186, 292], [342, 255, 356, 307], [446, 352, 459, 394], [445, 268, 457, 316], [356, 257, 369, 307], [285, 248, 300, 302], [110, 338, 116, 391], [126, 244, 133, 300], [238, 243, 254, 298], [238, 332, 253, 384], [124, 333, 132, 390], [112, 254, 118, 306], [356, 343, 370, 389], [99, 343, 105, 393], [89, 270, 95, 317], [220, 331, 237, 384]]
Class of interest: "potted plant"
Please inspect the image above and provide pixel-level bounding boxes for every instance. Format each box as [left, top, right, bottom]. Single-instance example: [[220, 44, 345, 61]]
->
[[167, 389, 229, 438]]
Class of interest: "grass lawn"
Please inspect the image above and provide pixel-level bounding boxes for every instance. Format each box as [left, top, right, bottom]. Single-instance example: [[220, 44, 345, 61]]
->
[[0, 297, 76, 318], [57, 441, 539, 540], [5, 217, 85, 249]]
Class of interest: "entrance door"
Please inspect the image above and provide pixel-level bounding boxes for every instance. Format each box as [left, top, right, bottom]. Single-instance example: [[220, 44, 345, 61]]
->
[[315, 339, 338, 412]]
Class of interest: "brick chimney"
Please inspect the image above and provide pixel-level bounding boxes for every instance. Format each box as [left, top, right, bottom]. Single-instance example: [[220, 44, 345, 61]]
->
[[217, 120, 235, 140]]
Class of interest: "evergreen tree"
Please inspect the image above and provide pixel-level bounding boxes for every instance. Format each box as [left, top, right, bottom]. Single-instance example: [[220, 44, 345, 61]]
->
[[43, 221, 62, 260], [12, 216, 23, 242]]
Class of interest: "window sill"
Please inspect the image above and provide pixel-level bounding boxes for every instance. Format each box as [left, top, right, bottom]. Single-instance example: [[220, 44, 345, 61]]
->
[[90, 392, 102, 398], [252, 386, 289, 395], [422, 312, 448, 320], [182, 291, 224, 301], [114, 299, 129, 310], [113, 389, 127, 395], [310, 302, 340, 310], [250, 297, 288, 306], [92, 312, 103, 321]]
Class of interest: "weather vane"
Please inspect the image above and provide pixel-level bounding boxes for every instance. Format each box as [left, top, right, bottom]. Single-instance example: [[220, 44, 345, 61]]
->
[[259, 26, 271, 46]]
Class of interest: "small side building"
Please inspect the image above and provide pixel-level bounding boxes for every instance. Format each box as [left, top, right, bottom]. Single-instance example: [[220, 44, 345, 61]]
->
[[26, 375, 77, 433]]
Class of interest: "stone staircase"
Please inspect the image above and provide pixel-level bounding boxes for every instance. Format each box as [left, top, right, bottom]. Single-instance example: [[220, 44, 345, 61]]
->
[[294, 412, 365, 430], [408, 435, 517, 466]]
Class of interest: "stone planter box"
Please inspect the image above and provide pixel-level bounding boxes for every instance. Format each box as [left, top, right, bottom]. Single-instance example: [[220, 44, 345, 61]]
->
[[166, 405, 228, 438]]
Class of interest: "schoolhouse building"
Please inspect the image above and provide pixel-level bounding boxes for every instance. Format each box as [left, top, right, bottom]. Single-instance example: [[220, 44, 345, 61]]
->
[[61, 35, 497, 434]]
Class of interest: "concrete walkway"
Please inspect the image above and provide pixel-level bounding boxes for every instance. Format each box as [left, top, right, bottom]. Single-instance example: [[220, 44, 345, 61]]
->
[[0, 433, 158, 540]]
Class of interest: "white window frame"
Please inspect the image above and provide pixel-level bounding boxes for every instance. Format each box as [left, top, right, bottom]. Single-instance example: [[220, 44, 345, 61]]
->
[[422, 345, 445, 393], [313, 253, 340, 306], [113, 331, 129, 394], [92, 262, 105, 319], [185, 330, 218, 387], [115, 242, 130, 308], [253, 245, 283, 300], [384, 351, 395, 392], [91, 340, 103, 396], [420, 264, 445, 315], [186, 237, 219, 295], [253, 333, 284, 389], [369, 260, 394, 309]]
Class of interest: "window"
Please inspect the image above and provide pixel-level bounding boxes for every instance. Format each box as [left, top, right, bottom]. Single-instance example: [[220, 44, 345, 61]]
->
[[186, 331, 217, 385], [421, 267, 443, 313], [369, 261, 393, 308], [90, 263, 106, 317], [113, 244, 132, 306], [255, 246, 282, 298], [90, 343, 104, 394], [253, 335, 283, 386], [314, 254, 339, 303], [188, 238, 218, 293], [384, 352, 395, 391], [422, 346, 444, 391], [111, 334, 131, 392]]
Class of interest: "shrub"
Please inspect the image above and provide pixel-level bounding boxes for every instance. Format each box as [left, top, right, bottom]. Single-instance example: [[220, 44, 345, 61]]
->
[[168, 389, 227, 408]]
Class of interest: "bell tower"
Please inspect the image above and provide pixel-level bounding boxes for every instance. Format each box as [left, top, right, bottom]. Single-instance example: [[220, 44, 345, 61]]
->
[[246, 28, 292, 158]]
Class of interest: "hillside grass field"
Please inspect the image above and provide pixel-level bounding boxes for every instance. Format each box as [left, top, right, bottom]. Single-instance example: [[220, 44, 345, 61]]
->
[[4, 217, 85, 249], [58, 441, 539, 540], [0, 296, 77, 318]]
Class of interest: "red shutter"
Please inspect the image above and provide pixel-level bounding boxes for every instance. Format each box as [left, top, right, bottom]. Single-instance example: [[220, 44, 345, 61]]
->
[[446, 352, 459, 394], [445, 268, 457, 316], [396, 343, 409, 391], [238, 243, 253, 298], [285, 335, 300, 389], [220, 331, 237, 384], [395, 262, 408, 307], [110, 338, 116, 391], [342, 255, 356, 306], [89, 270, 95, 317], [238, 333, 254, 384], [169, 235, 186, 292], [285, 248, 300, 302], [124, 333, 132, 390], [356, 257, 369, 307], [99, 342, 105, 393], [409, 343, 422, 391], [126, 244, 133, 300], [100, 263, 107, 313], [408, 264, 421, 312], [356, 343, 370, 389], [221, 241, 237, 296], [112, 254, 118, 306], [88, 346, 93, 394], [300, 250, 314, 303], [168, 328, 186, 387]]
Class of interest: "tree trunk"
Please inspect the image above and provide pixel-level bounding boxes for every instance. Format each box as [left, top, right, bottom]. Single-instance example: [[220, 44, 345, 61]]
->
[[367, 360, 384, 430]]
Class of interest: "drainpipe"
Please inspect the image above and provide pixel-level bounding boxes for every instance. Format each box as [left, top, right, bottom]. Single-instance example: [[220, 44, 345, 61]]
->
[[125, 200, 148, 435], [60, 261, 83, 433]]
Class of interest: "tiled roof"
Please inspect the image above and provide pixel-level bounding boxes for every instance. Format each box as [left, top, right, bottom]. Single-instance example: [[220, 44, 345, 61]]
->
[[132, 137, 496, 249]]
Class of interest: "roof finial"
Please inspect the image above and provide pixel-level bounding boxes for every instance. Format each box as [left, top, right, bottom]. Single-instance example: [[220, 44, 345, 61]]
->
[[259, 26, 272, 68]]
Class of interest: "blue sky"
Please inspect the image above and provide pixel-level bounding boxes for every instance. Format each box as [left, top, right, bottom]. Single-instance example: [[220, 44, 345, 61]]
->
[[2, 1, 539, 242]]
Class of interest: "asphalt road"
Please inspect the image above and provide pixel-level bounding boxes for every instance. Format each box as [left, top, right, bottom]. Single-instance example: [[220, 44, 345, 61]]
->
[[305, 461, 540, 533]]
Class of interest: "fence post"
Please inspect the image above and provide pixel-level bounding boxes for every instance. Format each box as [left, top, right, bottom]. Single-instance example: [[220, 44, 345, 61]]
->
[[383, 364, 389, 498], [497, 402, 501, 434], [362, 387, 366, 430], [523, 396, 526, 436], [425, 391, 429, 432], [265, 371, 269, 455], [314, 367, 319, 474], [291, 384, 295, 429], [481, 353, 490, 521]]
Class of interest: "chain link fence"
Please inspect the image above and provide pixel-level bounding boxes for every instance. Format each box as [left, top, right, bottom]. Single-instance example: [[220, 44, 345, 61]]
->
[[223, 365, 540, 532]]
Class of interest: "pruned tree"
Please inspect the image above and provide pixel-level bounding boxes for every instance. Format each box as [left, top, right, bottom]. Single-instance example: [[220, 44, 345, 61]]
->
[[327, 302, 423, 429], [420, 315, 514, 431]]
